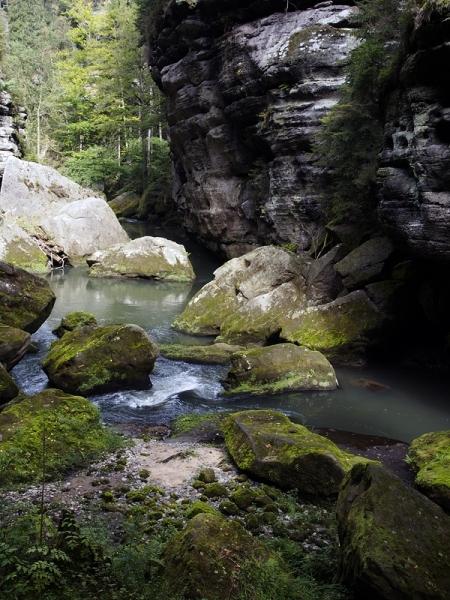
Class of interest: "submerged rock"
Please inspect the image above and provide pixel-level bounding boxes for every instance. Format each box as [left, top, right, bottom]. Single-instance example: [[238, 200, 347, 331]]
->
[[337, 463, 450, 600], [223, 344, 338, 395], [0, 363, 19, 404], [281, 290, 382, 365], [0, 221, 49, 273], [108, 190, 140, 218], [407, 430, 450, 512], [87, 236, 195, 282], [164, 512, 280, 600], [173, 246, 310, 341], [223, 410, 367, 496], [52, 311, 98, 338], [42, 324, 159, 395], [160, 342, 243, 365], [0, 388, 121, 484], [0, 261, 56, 332], [0, 324, 31, 369]]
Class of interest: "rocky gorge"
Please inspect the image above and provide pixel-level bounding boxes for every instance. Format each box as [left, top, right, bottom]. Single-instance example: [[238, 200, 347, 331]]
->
[[0, 0, 449, 599]]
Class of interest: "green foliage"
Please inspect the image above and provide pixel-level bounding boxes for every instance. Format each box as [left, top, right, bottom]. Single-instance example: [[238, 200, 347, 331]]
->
[[316, 0, 415, 228], [62, 145, 122, 191]]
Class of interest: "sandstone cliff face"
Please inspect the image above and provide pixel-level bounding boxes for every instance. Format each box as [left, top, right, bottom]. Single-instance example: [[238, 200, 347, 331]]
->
[[152, 0, 358, 257], [378, 3, 450, 261], [0, 87, 23, 177]]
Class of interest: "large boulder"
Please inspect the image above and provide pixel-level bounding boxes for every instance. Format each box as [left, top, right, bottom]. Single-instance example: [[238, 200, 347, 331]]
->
[[87, 236, 195, 282], [223, 410, 367, 496], [337, 463, 450, 600], [0, 388, 121, 484], [0, 325, 31, 369], [42, 324, 159, 395], [52, 311, 98, 338], [160, 342, 243, 365], [0, 158, 129, 263], [0, 221, 49, 273], [0, 262, 55, 332], [108, 190, 140, 218], [407, 431, 450, 512], [173, 246, 311, 342], [40, 197, 129, 262], [335, 237, 394, 289], [281, 290, 382, 365], [0, 363, 19, 405], [164, 513, 281, 600], [223, 344, 338, 395]]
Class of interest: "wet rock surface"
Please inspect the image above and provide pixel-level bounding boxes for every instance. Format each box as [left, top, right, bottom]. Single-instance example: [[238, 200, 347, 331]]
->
[[0, 324, 31, 369]]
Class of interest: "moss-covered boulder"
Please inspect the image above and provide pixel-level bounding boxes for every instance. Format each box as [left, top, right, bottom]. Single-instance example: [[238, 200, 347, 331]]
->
[[88, 236, 195, 282], [52, 311, 98, 338], [0, 389, 122, 485], [223, 410, 367, 496], [173, 246, 309, 342], [108, 190, 140, 218], [223, 344, 338, 395], [160, 342, 243, 365], [42, 324, 159, 394], [407, 431, 450, 512], [281, 290, 382, 364], [0, 324, 31, 369], [164, 513, 282, 600], [0, 364, 19, 405], [0, 221, 49, 274], [0, 261, 56, 332], [337, 463, 450, 600]]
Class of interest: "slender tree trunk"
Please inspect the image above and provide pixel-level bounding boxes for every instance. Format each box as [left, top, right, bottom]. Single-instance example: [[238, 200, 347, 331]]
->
[[36, 91, 42, 161]]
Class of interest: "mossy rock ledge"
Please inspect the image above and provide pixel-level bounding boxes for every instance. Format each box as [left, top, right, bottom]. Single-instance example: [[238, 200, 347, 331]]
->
[[0, 324, 31, 369], [337, 463, 450, 600], [87, 236, 195, 282], [42, 324, 159, 394], [407, 430, 450, 512], [223, 410, 368, 496], [0, 388, 121, 485], [164, 512, 285, 600], [160, 342, 243, 365], [52, 311, 98, 338], [0, 364, 19, 405], [223, 343, 338, 395], [0, 261, 56, 333]]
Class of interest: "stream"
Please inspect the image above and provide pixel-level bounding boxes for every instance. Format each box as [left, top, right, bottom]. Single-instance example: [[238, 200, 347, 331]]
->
[[12, 222, 450, 443]]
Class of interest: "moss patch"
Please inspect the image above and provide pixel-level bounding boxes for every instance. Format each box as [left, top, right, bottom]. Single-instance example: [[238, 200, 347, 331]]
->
[[223, 410, 369, 497], [42, 324, 159, 394], [160, 342, 243, 365], [0, 364, 19, 405], [224, 344, 338, 396], [0, 262, 55, 333], [407, 430, 450, 511], [52, 311, 97, 338], [0, 389, 123, 485], [0, 324, 31, 369]]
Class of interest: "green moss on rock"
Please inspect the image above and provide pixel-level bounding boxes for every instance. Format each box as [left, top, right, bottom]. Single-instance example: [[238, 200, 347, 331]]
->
[[0, 389, 122, 485], [0, 261, 56, 333], [223, 410, 369, 497], [52, 311, 98, 338], [164, 513, 284, 600], [160, 342, 243, 365], [42, 324, 159, 395], [185, 500, 220, 519], [407, 430, 450, 512], [337, 463, 450, 599], [281, 290, 382, 363], [0, 325, 31, 369], [0, 364, 19, 405], [224, 343, 338, 395]]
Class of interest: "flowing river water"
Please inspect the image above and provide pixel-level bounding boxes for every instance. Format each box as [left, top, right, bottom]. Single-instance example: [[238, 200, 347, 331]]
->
[[12, 222, 450, 443]]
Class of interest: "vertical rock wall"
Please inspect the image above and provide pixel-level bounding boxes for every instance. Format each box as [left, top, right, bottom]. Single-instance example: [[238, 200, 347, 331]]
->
[[152, 0, 359, 257]]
